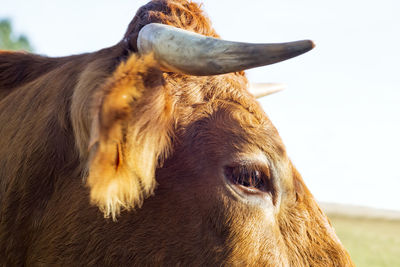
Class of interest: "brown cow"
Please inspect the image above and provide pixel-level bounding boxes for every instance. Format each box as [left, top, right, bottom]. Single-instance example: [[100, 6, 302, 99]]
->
[[0, 0, 354, 266]]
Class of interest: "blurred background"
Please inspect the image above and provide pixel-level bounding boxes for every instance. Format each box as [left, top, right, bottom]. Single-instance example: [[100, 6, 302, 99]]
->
[[1, 0, 399, 265]]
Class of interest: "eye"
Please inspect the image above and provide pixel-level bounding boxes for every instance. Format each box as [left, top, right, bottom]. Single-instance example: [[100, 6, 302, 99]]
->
[[224, 164, 275, 197]]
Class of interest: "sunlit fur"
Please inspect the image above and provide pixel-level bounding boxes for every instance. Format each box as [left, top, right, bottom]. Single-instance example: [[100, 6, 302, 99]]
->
[[0, 0, 354, 265], [86, 54, 173, 220]]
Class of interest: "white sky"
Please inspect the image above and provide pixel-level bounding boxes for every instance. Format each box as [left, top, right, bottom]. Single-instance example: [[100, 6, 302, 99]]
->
[[1, 0, 399, 211]]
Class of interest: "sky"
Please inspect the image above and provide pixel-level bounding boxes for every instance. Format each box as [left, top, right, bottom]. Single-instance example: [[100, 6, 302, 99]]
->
[[1, 0, 399, 211]]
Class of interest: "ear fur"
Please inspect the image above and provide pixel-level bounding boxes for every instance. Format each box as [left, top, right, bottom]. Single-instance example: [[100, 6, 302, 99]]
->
[[87, 53, 173, 220]]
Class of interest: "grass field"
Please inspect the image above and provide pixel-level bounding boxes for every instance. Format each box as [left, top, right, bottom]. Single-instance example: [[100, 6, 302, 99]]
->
[[329, 215, 400, 267]]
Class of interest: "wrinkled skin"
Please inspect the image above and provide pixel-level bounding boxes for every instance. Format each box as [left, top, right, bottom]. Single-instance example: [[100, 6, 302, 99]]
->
[[0, 0, 354, 266]]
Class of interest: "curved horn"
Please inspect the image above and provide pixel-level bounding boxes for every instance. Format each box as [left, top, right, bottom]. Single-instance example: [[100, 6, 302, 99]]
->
[[248, 83, 285, 98], [137, 23, 315, 76]]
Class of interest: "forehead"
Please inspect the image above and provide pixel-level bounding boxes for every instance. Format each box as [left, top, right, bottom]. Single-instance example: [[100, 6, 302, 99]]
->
[[169, 73, 287, 164], [186, 102, 284, 155]]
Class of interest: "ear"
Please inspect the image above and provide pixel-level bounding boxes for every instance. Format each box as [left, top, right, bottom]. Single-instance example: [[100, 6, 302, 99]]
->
[[87, 53, 173, 220]]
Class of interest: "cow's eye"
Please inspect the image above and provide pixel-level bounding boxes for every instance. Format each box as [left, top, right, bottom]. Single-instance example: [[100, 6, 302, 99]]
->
[[224, 165, 274, 194]]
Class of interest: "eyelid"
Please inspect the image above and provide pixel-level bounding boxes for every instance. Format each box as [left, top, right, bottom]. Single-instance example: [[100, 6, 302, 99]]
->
[[228, 152, 271, 169]]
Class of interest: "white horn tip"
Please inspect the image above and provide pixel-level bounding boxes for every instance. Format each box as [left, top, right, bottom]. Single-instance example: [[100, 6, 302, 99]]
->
[[248, 83, 286, 98]]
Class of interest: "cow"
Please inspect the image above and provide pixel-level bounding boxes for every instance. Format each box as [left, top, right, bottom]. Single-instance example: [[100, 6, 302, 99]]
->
[[0, 0, 354, 266]]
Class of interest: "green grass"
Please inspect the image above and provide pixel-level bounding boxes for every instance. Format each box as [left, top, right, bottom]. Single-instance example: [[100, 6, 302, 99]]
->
[[329, 215, 400, 267]]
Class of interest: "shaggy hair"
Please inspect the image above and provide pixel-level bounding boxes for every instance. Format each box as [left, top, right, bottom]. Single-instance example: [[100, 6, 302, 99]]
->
[[87, 54, 173, 219], [0, 0, 354, 265]]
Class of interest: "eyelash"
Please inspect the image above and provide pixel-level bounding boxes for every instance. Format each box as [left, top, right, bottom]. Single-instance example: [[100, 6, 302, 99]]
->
[[224, 164, 274, 193]]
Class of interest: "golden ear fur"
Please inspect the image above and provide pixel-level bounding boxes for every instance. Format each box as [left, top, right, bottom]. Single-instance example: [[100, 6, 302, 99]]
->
[[87, 54, 173, 220]]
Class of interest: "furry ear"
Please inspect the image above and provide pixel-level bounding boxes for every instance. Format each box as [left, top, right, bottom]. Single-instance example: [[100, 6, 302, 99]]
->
[[87, 53, 173, 220]]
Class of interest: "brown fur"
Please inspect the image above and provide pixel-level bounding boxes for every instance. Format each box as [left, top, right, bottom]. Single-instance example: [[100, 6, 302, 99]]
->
[[0, 0, 354, 265]]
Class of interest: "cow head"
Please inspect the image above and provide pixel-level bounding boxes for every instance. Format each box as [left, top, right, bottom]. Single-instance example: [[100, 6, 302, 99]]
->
[[71, 0, 353, 265]]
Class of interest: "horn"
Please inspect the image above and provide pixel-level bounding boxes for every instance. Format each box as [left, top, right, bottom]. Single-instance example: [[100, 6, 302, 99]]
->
[[248, 83, 285, 98], [137, 23, 315, 76]]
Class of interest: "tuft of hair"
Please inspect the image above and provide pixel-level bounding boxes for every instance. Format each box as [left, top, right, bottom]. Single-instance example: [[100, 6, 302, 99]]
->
[[123, 0, 219, 52], [87, 53, 173, 220]]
